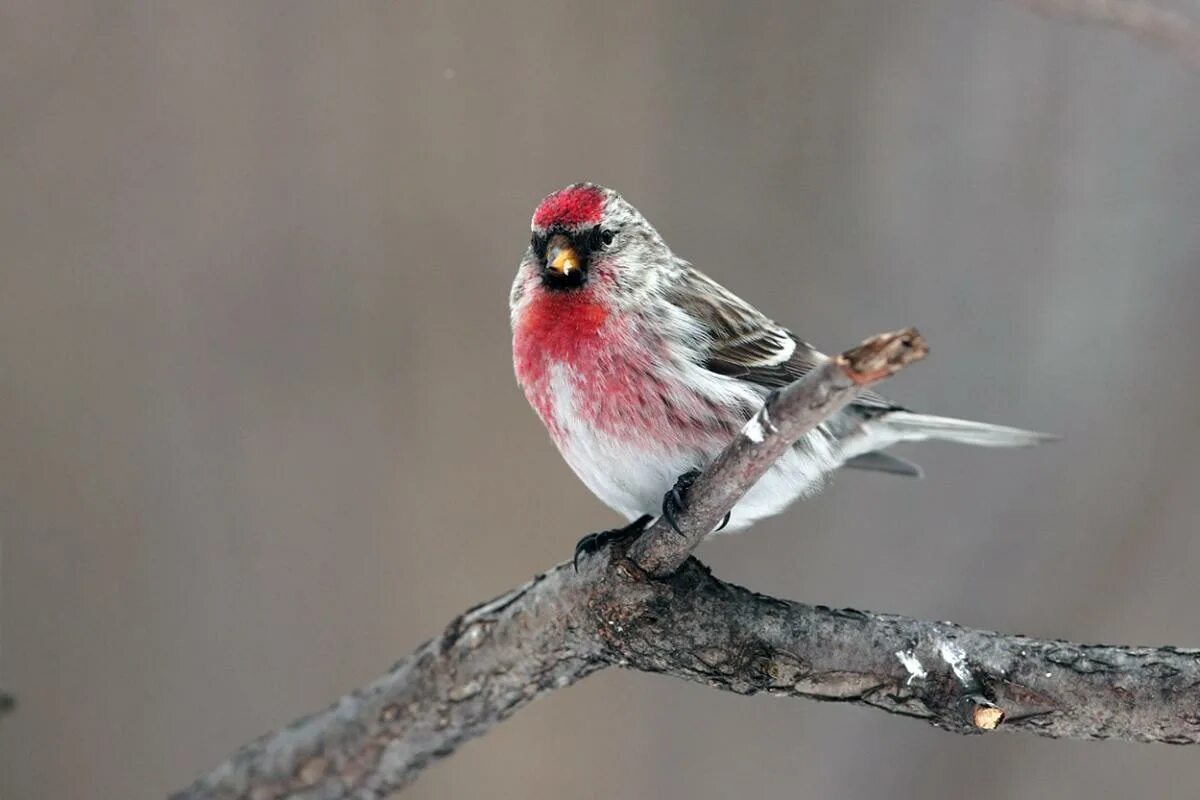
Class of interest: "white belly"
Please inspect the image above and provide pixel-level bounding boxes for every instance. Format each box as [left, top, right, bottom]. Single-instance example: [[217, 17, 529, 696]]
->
[[546, 363, 843, 533]]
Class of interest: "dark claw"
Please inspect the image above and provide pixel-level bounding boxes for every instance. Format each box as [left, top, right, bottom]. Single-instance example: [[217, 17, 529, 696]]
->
[[573, 514, 654, 571], [661, 469, 703, 536], [715, 510, 732, 532], [572, 532, 605, 571]]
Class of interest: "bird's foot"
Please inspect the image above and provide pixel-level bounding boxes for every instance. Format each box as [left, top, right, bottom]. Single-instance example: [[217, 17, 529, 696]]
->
[[661, 469, 731, 535], [661, 469, 702, 535], [573, 514, 654, 572]]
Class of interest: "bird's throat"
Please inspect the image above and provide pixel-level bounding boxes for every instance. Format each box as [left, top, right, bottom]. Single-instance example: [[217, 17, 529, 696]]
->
[[514, 289, 611, 364]]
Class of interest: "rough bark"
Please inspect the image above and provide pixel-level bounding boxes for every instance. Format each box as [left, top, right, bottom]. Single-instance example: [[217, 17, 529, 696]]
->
[[595, 556, 1200, 744], [174, 569, 603, 800], [173, 328, 1200, 800]]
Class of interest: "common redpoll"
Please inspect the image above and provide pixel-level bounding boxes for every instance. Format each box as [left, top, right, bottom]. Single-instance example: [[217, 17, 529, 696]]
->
[[511, 183, 1052, 545]]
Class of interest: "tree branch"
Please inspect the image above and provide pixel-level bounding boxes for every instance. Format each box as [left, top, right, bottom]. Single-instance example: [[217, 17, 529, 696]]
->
[[173, 328, 1200, 800], [629, 328, 927, 576], [174, 569, 605, 800], [1011, 0, 1200, 67], [594, 558, 1200, 744]]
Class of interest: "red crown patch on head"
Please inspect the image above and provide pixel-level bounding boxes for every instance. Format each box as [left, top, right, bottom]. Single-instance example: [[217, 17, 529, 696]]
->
[[533, 185, 605, 229]]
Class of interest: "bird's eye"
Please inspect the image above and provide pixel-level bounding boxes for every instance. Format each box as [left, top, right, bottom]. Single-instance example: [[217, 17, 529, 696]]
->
[[584, 226, 616, 251], [531, 233, 546, 254]]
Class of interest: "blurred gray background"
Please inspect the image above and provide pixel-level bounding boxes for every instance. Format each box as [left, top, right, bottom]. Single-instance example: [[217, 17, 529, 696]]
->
[[3, 1, 1199, 798]]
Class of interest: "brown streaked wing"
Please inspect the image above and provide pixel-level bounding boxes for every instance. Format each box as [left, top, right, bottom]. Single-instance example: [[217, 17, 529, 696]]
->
[[667, 265, 899, 412]]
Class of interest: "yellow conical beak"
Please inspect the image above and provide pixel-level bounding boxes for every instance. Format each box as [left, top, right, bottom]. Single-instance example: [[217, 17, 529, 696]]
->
[[546, 237, 579, 277]]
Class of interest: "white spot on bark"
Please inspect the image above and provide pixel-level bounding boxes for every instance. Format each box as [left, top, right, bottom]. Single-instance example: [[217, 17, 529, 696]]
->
[[743, 407, 775, 444], [448, 680, 481, 701], [461, 623, 487, 649], [379, 738, 415, 777], [938, 640, 971, 685], [895, 650, 927, 684]]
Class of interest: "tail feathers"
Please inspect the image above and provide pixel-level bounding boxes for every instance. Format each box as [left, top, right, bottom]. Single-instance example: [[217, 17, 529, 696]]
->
[[883, 411, 1057, 448], [844, 450, 925, 478]]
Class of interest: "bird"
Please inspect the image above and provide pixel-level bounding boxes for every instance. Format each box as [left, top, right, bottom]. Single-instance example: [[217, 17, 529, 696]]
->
[[510, 182, 1053, 557]]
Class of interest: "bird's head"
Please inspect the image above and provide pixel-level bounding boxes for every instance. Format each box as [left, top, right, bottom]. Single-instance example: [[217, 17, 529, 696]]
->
[[516, 183, 673, 306]]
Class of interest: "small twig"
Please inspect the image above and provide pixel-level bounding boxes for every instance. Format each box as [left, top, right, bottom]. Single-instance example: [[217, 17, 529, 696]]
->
[[1012, 0, 1200, 67], [628, 328, 927, 576]]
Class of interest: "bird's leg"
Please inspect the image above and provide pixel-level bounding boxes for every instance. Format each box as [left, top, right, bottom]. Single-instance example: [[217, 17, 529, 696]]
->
[[573, 514, 654, 572]]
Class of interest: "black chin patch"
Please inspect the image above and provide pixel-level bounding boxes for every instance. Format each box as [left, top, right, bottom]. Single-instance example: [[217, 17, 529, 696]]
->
[[541, 266, 587, 291]]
